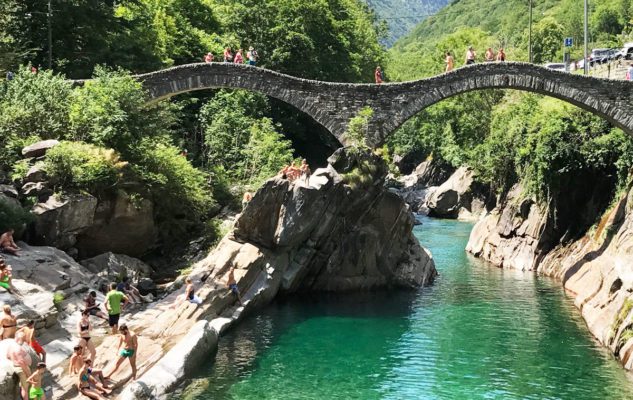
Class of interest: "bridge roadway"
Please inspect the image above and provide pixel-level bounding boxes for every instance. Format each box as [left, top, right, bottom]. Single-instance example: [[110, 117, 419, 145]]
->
[[131, 62, 633, 147]]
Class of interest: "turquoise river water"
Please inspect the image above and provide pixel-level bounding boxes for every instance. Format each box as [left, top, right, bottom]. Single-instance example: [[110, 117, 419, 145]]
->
[[177, 217, 633, 399]]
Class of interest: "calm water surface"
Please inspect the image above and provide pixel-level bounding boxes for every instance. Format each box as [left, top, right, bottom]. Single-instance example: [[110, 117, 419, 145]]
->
[[177, 217, 633, 399]]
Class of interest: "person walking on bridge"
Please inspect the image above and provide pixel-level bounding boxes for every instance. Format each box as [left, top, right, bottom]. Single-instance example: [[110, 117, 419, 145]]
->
[[234, 49, 244, 64], [445, 52, 454, 72], [465, 46, 476, 65], [485, 47, 495, 62], [223, 47, 233, 62], [247, 47, 258, 66], [375, 66, 383, 84], [496, 48, 506, 62]]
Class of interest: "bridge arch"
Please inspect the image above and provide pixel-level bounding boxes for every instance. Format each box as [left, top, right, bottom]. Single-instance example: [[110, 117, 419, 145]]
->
[[135, 62, 633, 148]]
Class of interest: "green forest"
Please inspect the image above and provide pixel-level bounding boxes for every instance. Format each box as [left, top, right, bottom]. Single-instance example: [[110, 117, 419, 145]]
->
[[1, 0, 633, 248], [386, 0, 633, 207]]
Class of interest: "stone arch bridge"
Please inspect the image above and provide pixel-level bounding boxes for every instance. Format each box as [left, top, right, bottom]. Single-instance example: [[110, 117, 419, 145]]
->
[[136, 62, 633, 147]]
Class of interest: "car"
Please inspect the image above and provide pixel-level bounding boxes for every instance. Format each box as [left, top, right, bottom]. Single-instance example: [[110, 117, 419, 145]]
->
[[589, 48, 611, 66], [543, 63, 567, 71], [617, 43, 633, 60]]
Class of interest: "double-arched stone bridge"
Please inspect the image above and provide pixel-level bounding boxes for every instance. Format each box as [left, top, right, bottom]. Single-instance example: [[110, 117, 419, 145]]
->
[[137, 62, 633, 147]]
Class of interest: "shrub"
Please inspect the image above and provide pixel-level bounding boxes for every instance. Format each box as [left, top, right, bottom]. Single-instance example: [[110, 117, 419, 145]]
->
[[132, 141, 215, 237], [344, 107, 373, 149], [43, 142, 126, 194], [0, 198, 32, 233]]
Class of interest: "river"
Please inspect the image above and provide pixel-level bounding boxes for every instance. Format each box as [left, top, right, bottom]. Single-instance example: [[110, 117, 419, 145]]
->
[[175, 217, 633, 399]]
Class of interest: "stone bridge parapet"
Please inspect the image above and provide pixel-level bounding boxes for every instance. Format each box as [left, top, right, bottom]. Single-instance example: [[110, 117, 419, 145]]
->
[[130, 62, 633, 147]]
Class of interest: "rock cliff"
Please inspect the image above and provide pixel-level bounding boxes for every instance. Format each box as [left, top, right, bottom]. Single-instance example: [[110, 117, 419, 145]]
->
[[466, 182, 633, 369], [116, 148, 436, 399]]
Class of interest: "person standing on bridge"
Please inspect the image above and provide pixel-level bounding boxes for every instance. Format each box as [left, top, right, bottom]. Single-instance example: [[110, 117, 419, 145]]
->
[[247, 47, 258, 66], [375, 66, 383, 84], [234, 49, 244, 64], [627, 64, 633, 81], [465, 46, 476, 65], [485, 47, 495, 62], [445, 52, 454, 72], [223, 47, 233, 62], [204, 52, 214, 63], [496, 48, 506, 62]]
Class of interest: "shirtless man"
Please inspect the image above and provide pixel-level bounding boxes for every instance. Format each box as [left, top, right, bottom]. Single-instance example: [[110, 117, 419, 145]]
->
[[1, 304, 17, 339], [27, 362, 46, 400], [484, 47, 495, 62], [7, 332, 32, 400], [0, 229, 19, 255], [445, 51, 454, 72], [106, 324, 138, 380], [465, 46, 476, 65], [227, 267, 244, 306], [69, 345, 85, 375], [18, 320, 46, 362]]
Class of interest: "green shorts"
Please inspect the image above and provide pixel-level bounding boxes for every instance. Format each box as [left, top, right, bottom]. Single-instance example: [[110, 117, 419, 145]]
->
[[120, 348, 135, 358], [0, 281, 9, 290], [29, 386, 44, 399]]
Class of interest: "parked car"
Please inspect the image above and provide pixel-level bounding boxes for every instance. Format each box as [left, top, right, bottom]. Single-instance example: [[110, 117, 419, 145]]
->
[[543, 63, 567, 72], [589, 48, 611, 66], [617, 43, 633, 60]]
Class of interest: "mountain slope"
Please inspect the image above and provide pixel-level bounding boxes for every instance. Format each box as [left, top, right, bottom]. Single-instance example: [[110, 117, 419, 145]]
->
[[365, 0, 450, 45]]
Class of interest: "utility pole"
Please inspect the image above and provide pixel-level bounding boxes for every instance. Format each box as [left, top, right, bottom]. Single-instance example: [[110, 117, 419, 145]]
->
[[47, 0, 52, 69], [583, 0, 588, 75], [528, 0, 533, 63]]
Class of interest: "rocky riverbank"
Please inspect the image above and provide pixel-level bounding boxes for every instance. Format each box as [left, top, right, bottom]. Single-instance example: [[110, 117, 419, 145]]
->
[[0, 147, 435, 399], [466, 181, 633, 369]]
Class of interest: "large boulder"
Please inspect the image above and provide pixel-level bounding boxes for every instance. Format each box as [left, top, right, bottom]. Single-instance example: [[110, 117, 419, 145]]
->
[[425, 166, 490, 220], [81, 252, 153, 283], [76, 191, 156, 258], [21, 139, 59, 158], [23, 165, 47, 183], [31, 194, 98, 250]]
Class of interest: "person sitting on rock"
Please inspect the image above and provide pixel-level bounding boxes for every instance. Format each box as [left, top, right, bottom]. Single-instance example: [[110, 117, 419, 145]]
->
[[78, 358, 111, 400], [18, 320, 46, 362], [116, 277, 143, 304], [27, 362, 46, 400], [170, 277, 202, 308], [105, 324, 138, 381], [1, 304, 18, 339], [227, 267, 244, 306], [78, 310, 96, 362], [0, 258, 17, 293], [7, 331, 32, 400], [0, 229, 19, 256], [84, 291, 108, 321]]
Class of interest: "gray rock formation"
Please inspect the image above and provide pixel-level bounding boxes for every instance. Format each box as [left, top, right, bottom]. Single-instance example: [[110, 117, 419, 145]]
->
[[32, 194, 98, 250], [81, 252, 153, 283], [76, 191, 156, 258], [21, 139, 59, 158], [426, 167, 489, 220], [466, 181, 633, 370]]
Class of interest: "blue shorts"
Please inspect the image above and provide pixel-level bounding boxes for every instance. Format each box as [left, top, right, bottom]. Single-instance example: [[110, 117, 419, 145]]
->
[[229, 283, 239, 294]]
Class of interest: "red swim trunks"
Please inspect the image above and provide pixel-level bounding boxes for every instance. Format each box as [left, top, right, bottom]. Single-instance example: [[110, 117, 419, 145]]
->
[[30, 339, 44, 355]]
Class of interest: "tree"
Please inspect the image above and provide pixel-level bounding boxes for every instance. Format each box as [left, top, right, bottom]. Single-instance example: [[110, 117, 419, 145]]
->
[[529, 17, 564, 64]]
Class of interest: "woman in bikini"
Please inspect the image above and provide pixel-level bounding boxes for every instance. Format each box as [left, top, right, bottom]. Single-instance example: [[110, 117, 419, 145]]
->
[[77, 358, 109, 400], [0, 260, 15, 293], [78, 310, 96, 362], [1, 304, 17, 339]]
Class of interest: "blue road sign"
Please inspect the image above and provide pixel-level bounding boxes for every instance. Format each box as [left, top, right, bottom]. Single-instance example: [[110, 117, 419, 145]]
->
[[564, 37, 573, 47]]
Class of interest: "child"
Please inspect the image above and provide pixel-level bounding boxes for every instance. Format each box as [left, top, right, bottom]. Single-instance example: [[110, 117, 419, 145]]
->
[[27, 362, 46, 400]]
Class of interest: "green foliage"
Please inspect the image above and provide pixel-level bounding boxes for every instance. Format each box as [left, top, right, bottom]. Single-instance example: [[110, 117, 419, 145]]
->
[[527, 17, 565, 64], [132, 141, 214, 235], [344, 107, 374, 149], [69, 67, 176, 157], [0, 68, 73, 170], [241, 118, 294, 187], [43, 142, 126, 194], [365, 0, 447, 45], [0, 199, 32, 233]]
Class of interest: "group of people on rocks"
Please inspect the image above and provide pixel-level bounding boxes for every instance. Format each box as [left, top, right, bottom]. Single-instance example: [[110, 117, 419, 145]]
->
[[0, 206, 250, 398], [278, 159, 311, 184], [203, 46, 259, 66], [1, 303, 48, 399]]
